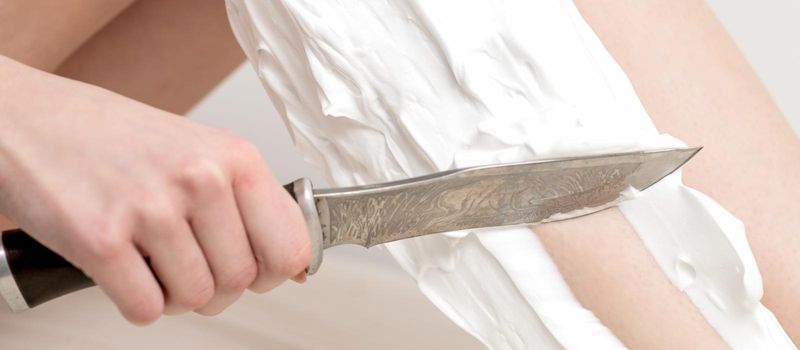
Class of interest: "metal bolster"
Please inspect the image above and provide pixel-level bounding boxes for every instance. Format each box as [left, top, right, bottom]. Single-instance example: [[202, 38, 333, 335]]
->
[[292, 178, 324, 275], [0, 236, 28, 312]]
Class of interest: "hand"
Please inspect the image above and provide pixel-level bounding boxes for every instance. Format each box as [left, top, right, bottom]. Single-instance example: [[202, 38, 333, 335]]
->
[[0, 56, 310, 324]]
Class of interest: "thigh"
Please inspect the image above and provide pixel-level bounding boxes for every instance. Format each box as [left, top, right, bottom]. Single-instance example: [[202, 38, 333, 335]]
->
[[55, 0, 245, 114], [0, 0, 134, 71]]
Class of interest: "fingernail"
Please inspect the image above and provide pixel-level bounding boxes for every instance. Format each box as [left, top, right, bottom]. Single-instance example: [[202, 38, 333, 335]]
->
[[291, 272, 307, 284]]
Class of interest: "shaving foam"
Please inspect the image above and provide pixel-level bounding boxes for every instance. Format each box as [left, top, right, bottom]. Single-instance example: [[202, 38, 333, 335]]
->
[[225, 0, 794, 348]]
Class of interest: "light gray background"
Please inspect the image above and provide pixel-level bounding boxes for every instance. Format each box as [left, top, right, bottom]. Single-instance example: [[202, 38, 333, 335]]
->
[[188, 1, 800, 265]]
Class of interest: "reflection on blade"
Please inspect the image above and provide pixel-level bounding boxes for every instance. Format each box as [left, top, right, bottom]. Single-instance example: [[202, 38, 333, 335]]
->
[[315, 147, 700, 248]]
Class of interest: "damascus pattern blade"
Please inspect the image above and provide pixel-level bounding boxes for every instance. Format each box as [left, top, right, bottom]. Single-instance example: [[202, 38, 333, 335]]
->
[[314, 147, 700, 248]]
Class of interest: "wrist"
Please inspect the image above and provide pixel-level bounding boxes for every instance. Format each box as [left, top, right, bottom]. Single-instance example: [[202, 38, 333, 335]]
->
[[0, 55, 23, 92], [0, 55, 31, 196], [0, 56, 27, 127], [0, 55, 52, 135]]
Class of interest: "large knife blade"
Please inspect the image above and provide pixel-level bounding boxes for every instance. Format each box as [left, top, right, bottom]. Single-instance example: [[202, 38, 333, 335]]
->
[[286, 146, 700, 275], [0, 147, 699, 311]]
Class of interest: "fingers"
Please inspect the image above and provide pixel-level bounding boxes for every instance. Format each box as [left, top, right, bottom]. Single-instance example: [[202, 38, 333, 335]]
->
[[86, 138, 310, 322], [189, 188, 257, 316], [80, 242, 163, 325], [230, 144, 311, 293], [135, 207, 214, 316]]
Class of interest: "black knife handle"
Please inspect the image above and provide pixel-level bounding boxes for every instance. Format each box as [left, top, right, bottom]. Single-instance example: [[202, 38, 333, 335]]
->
[[0, 229, 93, 310], [0, 178, 323, 311]]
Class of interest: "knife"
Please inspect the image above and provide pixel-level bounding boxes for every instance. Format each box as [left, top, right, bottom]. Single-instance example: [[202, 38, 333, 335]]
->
[[0, 147, 700, 312]]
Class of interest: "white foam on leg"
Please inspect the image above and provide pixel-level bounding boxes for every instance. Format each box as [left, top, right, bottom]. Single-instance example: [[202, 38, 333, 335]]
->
[[225, 0, 794, 348]]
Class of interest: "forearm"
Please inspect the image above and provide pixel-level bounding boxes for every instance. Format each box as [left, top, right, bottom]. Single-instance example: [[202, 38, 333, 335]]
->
[[0, 56, 15, 230], [0, 0, 134, 72], [0, 55, 45, 230], [0, 55, 69, 230]]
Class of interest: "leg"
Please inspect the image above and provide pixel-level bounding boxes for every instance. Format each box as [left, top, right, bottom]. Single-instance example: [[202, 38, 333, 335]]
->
[[537, 209, 728, 349], [55, 0, 245, 114], [535, 0, 799, 347], [573, 0, 800, 341], [0, 0, 134, 71]]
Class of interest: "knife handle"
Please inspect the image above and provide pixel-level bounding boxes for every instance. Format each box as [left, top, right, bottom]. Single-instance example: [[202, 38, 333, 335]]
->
[[0, 229, 94, 311], [0, 178, 324, 312]]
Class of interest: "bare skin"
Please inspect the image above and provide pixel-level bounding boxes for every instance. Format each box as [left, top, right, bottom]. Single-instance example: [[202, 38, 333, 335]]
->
[[0, 0, 134, 72], [0, 0, 122, 227], [0, 0, 797, 347], [534, 0, 800, 348], [585, 0, 800, 342], [0, 0, 307, 325], [537, 211, 729, 349], [56, 0, 245, 114]]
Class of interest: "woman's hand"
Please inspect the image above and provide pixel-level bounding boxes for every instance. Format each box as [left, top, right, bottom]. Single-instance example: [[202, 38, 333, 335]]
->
[[0, 56, 310, 324]]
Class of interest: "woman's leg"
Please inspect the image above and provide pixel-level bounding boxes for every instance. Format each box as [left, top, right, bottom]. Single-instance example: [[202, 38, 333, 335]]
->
[[0, 0, 134, 72], [574, 0, 800, 342], [535, 0, 799, 348], [538, 209, 729, 348], [55, 0, 245, 114]]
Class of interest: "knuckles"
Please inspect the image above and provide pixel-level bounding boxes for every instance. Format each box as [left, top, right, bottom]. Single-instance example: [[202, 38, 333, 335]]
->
[[216, 262, 258, 293], [78, 131, 284, 320], [280, 203, 313, 278], [223, 133, 262, 164], [250, 231, 312, 293], [176, 158, 229, 198], [60, 129, 278, 323], [246, 199, 313, 293], [74, 222, 130, 265], [170, 274, 215, 311], [132, 194, 178, 227]]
